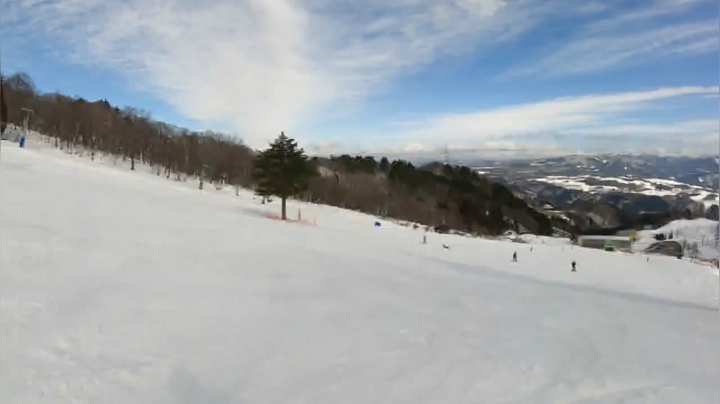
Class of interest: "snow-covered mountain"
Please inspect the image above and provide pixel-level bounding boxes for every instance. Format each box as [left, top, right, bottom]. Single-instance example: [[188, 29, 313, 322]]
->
[[530, 175, 718, 207], [473, 154, 719, 231], [474, 154, 719, 190], [1, 138, 719, 403]]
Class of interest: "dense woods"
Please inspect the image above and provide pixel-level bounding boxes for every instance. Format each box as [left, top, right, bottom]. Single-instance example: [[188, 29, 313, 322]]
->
[[0, 71, 553, 236]]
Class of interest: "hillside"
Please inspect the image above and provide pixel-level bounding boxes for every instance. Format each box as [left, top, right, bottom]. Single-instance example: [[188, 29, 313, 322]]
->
[[633, 218, 719, 261], [0, 71, 551, 237], [2, 140, 719, 403], [5, 70, 715, 238], [4, 122, 553, 237]]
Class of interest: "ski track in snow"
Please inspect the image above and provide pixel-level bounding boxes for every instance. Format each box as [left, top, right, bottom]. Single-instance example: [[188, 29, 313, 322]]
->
[[1, 140, 719, 404]]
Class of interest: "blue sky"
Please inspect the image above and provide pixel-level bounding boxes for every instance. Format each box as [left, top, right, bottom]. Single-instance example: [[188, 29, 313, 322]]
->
[[1, 0, 718, 160]]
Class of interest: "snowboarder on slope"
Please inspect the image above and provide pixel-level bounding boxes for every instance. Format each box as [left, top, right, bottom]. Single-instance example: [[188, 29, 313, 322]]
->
[[571, 260, 577, 272]]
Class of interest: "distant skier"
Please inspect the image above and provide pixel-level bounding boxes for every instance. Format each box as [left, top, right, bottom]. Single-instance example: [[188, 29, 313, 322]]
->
[[571, 260, 577, 272], [530, 246, 533, 252], [442, 243, 450, 250], [423, 235, 427, 244], [512, 251, 517, 262]]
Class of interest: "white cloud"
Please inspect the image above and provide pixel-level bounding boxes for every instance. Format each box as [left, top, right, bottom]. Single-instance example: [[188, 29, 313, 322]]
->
[[505, 0, 718, 78], [1, 0, 602, 147], [584, 0, 710, 32], [676, 133, 720, 157], [364, 86, 718, 158], [572, 119, 718, 137], [2, 0, 716, 155], [402, 86, 718, 140]]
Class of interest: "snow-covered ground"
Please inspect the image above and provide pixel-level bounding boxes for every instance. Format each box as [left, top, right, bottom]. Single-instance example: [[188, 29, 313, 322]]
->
[[633, 218, 719, 261], [2, 140, 719, 403]]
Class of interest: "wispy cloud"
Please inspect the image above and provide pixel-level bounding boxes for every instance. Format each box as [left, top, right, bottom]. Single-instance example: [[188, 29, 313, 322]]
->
[[402, 86, 718, 140], [355, 86, 719, 158], [1, 0, 716, 155], [584, 0, 710, 32], [571, 119, 718, 138], [1, 0, 600, 146], [505, 0, 718, 78]]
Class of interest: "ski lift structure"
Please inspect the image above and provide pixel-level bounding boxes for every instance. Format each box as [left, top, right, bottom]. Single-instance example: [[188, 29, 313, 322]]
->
[[20, 107, 34, 147]]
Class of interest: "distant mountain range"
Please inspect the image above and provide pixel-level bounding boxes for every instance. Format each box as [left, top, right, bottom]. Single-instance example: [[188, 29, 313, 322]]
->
[[472, 154, 718, 189], [471, 154, 719, 234]]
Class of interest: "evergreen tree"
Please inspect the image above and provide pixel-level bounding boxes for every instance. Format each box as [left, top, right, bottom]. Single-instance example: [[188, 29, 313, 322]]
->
[[379, 157, 390, 172], [252, 132, 316, 220]]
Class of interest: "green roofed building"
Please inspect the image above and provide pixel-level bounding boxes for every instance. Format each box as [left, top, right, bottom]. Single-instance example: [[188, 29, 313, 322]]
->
[[576, 235, 632, 252]]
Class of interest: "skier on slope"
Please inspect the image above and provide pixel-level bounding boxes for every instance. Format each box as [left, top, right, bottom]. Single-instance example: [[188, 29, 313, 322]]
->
[[571, 260, 577, 272], [512, 251, 517, 262]]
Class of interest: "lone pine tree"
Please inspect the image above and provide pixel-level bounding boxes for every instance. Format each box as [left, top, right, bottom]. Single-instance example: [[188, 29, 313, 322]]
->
[[252, 132, 316, 220]]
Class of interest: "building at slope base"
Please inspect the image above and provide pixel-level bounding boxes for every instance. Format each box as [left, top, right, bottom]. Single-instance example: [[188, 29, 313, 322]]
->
[[576, 235, 633, 252]]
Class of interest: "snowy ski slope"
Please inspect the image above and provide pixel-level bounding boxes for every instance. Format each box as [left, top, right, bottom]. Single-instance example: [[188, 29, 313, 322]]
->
[[1, 141, 719, 403]]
